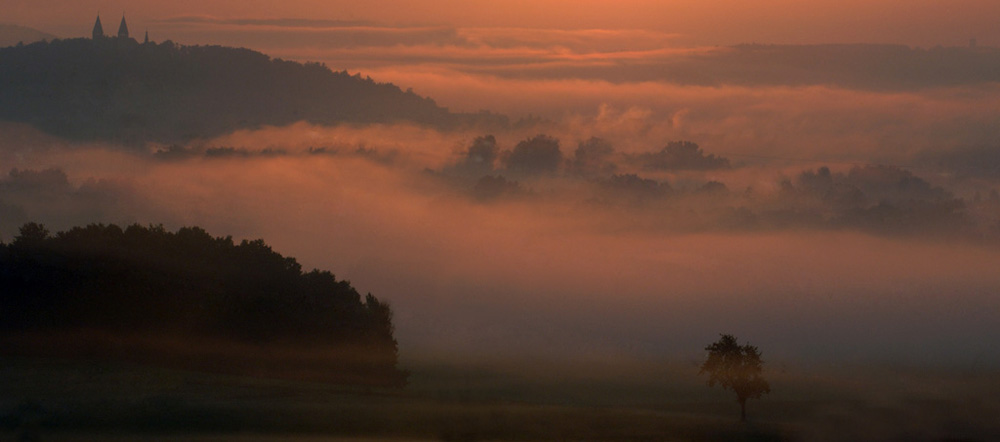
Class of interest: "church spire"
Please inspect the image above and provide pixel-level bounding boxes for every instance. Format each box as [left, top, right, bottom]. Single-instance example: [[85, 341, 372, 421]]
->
[[118, 14, 129, 39], [92, 14, 104, 39]]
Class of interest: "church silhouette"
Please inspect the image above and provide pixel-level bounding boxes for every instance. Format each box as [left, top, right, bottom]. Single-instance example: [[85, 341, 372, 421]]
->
[[92, 14, 147, 43]]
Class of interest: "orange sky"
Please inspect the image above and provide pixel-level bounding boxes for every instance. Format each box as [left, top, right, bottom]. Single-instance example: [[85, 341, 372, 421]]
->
[[6, 0, 1000, 47]]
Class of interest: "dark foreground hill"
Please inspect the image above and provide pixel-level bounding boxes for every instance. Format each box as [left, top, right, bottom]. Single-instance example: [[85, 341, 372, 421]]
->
[[0, 222, 406, 386], [0, 37, 492, 145]]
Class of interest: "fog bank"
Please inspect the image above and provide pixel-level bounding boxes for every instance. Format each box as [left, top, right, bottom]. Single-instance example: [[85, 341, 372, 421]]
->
[[2, 123, 999, 368]]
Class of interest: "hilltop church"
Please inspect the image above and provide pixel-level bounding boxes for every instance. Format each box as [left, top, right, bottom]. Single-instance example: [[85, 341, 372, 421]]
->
[[92, 14, 147, 43]]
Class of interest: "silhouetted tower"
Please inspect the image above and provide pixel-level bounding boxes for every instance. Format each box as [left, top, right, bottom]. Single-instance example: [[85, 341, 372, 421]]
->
[[144, 29, 149, 44], [92, 14, 104, 39], [117, 15, 129, 39]]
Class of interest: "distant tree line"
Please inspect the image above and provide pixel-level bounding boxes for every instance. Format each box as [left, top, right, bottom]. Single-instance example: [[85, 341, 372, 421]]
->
[[438, 134, 987, 237], [0, 222, 405, 385], [0, 37, 504, 145], [447, 135, 730, 181]]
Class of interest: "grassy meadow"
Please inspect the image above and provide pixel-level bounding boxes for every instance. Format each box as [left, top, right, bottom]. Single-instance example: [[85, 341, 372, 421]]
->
[[2, 355, 999, 442]]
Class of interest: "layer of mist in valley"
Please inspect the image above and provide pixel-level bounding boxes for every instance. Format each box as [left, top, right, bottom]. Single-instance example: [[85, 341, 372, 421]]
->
[[3, 9, 1000, 438], [2, 115, 999, 369]]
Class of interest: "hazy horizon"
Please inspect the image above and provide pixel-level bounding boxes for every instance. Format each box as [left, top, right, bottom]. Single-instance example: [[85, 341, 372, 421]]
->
[[3, 2, 1000, 373], [8, 0, 1000, 46]]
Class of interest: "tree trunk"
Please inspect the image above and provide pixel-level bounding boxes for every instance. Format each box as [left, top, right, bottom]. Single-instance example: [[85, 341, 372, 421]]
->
[[740, 398, 747, 422]]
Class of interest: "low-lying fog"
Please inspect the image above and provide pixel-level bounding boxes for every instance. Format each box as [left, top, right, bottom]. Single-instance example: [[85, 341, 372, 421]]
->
[[2, 117, 999, 369]]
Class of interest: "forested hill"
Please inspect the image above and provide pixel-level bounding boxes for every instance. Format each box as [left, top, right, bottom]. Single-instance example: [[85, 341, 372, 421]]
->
[[0, 37, 487, 145], [0, 223, 406, 386]]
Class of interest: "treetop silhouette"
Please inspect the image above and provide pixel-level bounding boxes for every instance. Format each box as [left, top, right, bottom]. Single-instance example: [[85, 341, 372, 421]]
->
[[699, 334, 770, 421], [0, 222, 405, 386]]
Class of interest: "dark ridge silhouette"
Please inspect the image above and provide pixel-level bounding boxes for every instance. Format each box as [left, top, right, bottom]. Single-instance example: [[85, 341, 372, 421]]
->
[[917, 145, 1000, 180], [720, 43, 1000, 90], [0, 24, 56, 47], [481, 42, 1000, 90], [0, 222, 405, 386], [0, 37, 506, 145]]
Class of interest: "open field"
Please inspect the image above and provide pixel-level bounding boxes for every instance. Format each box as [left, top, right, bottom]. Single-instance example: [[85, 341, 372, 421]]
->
[[2, 356, 999, 441]]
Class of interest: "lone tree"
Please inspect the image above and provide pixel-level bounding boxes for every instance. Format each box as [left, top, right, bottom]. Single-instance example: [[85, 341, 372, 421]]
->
[[699, 334, 770, 422]]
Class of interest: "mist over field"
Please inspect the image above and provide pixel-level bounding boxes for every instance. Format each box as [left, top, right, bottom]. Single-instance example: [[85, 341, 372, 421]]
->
[[3, 115, 999, 369], [4, 3, 1000, 440]]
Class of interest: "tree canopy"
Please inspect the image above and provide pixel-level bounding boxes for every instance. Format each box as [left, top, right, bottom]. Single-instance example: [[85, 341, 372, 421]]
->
[[0, 222, 405, 386], [699, 334, 770, 421]]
